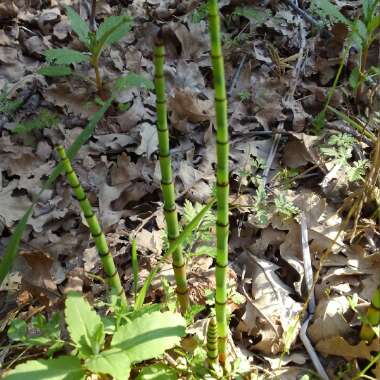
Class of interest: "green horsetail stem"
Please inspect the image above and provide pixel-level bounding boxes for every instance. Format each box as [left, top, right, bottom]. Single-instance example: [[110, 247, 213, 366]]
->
[[208, 0, 230, 364], [206, 317, 218, 366], [56, 146, 127, 306], [153, 31, 190, 314], [360, 286, 380, 341]]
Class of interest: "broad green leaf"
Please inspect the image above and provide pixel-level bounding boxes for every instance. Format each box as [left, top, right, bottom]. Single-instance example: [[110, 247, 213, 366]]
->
[[134, 200, 215, 309], [95, 15, 133, 49], [136, 364, 178, 380], [0, 100, 111, 285], [65, 6, 90, 47], [44, 48, 88, 65], [111, 311, 186, 363], [38, 65, 72, 77], [85, 348, 131, 380], [349, 66, 360, 89], [113, 73, 154, 94], [2, 356, 85, 380], [233, 6, 271, 24], [65, 292, 105, 357], [8, 319, 27, 342]]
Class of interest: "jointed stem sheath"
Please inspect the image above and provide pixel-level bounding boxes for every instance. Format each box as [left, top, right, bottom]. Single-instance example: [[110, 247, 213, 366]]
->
[[56, 146, 127, 306], [208, 0, 230, 364], [153, 32, 190, 314]]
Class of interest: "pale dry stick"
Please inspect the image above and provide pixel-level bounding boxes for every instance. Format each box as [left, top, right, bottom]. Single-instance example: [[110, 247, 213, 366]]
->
[[299, 212, 330, 380]]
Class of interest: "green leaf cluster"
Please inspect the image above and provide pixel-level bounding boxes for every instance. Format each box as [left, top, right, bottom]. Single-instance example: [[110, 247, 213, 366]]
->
[[233, 6, 272, 25], [13, 109, 59, 134], [0, 87, 22, 116], [38, 7, 133, 80], [4, 292, 186, 380]]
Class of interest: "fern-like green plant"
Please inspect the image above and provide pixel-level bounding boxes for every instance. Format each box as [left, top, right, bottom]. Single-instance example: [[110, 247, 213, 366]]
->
[[12, 109, 59, 135], [38, 6, 134, 98], [4, 292, 186, 380]]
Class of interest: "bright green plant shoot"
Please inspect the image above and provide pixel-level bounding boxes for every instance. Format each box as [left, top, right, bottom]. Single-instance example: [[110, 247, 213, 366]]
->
[[208, 0, 230, 364], [206, 317, 218, 366], [39, 7, 133, 97], [153, 31, 190, 314], [56, 145, 127, 305]]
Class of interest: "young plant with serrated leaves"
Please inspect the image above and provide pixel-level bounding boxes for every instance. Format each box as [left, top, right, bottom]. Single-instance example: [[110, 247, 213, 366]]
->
[[38, 7, 152, 99], [311, 0, 380, 130], [153, 30, 190, 314], [274, 193, 300, 219], [320, 133, 370, 183], [56, 145, 127, 306], [0, 86, 22, 117], [12, 109, 59, 135], [4, 292, 186, 380]]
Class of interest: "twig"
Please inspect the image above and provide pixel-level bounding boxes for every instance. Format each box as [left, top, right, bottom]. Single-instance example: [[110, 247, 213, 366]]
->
[[228, 54, 247, 97], [282, 0, 323, 31], [300, 316, 330, 380]]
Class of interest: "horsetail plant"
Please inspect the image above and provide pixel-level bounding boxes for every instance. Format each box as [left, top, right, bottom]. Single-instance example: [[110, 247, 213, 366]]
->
[[206, 317, 218, 366], [56, 145, 127, 306], [208, 0, 230, 364], [153, 31, 190, 314]]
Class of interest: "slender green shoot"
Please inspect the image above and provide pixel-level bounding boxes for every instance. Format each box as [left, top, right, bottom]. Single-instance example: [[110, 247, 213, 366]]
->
[[153, 30, 190, 314], [360, 286, 380, 342], [208, 0, 230, 364], [206, 317, 218, 366], [56, 145, 127, 306], [131, 238, 139, 302], [134, 200, 215, 310]]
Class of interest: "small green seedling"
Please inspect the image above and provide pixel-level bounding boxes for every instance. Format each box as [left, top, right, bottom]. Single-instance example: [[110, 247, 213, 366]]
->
[[4, 292, 186, 380], [38, 6, 133, 98]]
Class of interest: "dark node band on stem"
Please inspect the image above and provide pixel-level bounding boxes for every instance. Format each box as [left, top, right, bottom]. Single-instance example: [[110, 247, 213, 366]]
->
[[215, 299, 227, 306], [176, 287, 189, 295], [215, 262, 228, 268], [84, 211, 95, 219], [216, 181, 229, 188], [156, 99, 166, 105], [92, 231, 103, 238], [172, 262, 185, 269], [207, 352, 218, 359], [76, 194, 87, 202], [216, 139, 228, 145], [157, 128, 169, 133], [216, 221, 229, 228], [159, 153, 171, 159], [98, 249, 110, 258], [164, 205, 176, 213], [154, 74, 164, 80], [71, 183, 81, 189], [106, 268, 118, 279], [66, 169, 75, 176]]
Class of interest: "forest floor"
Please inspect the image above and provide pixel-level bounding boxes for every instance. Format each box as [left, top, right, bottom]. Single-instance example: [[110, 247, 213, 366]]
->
[[0, 0, 379, 379]]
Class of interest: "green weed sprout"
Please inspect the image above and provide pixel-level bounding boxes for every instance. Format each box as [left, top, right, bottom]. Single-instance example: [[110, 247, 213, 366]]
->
[[360, 285, 380, 342], [206, 317, 218, 366], [38, 7, 133, 98], [208, 0, 230, 364], [4, 292, 186, 380], [56, 145, 127, 305], [153, 31, 190, 314]]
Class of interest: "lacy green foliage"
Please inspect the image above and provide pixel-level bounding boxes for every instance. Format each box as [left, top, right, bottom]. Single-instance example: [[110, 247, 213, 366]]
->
[[13, 109, 59, 134], [320, 133, 370, 183], [191, 2, 208, 23], [5, 292, 186, 380], [310, 0, 350, 27], [233, 6, 272, 24], [0, 87, 22, 116], [274, 193, 300, 219]]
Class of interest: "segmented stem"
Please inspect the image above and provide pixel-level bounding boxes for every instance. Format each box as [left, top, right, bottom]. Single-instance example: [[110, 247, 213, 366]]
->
[[206, 317, 218, 366], [56, 145, 127, 306], [360, 286, 380, 341], [208, 0, 229, 364], [153, 32, 190, 314]]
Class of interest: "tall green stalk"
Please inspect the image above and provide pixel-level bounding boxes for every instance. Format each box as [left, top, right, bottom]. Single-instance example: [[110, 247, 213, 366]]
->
[[56, 145, 127, 306], [208, 0, 230, 364], [153, 31, 190, 314]]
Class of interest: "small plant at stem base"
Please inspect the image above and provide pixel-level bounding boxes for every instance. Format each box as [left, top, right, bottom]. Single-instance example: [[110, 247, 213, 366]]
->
[[208, 0, 230, 365], [153, 31, 190, 314], [56, 145, 127, 306]]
